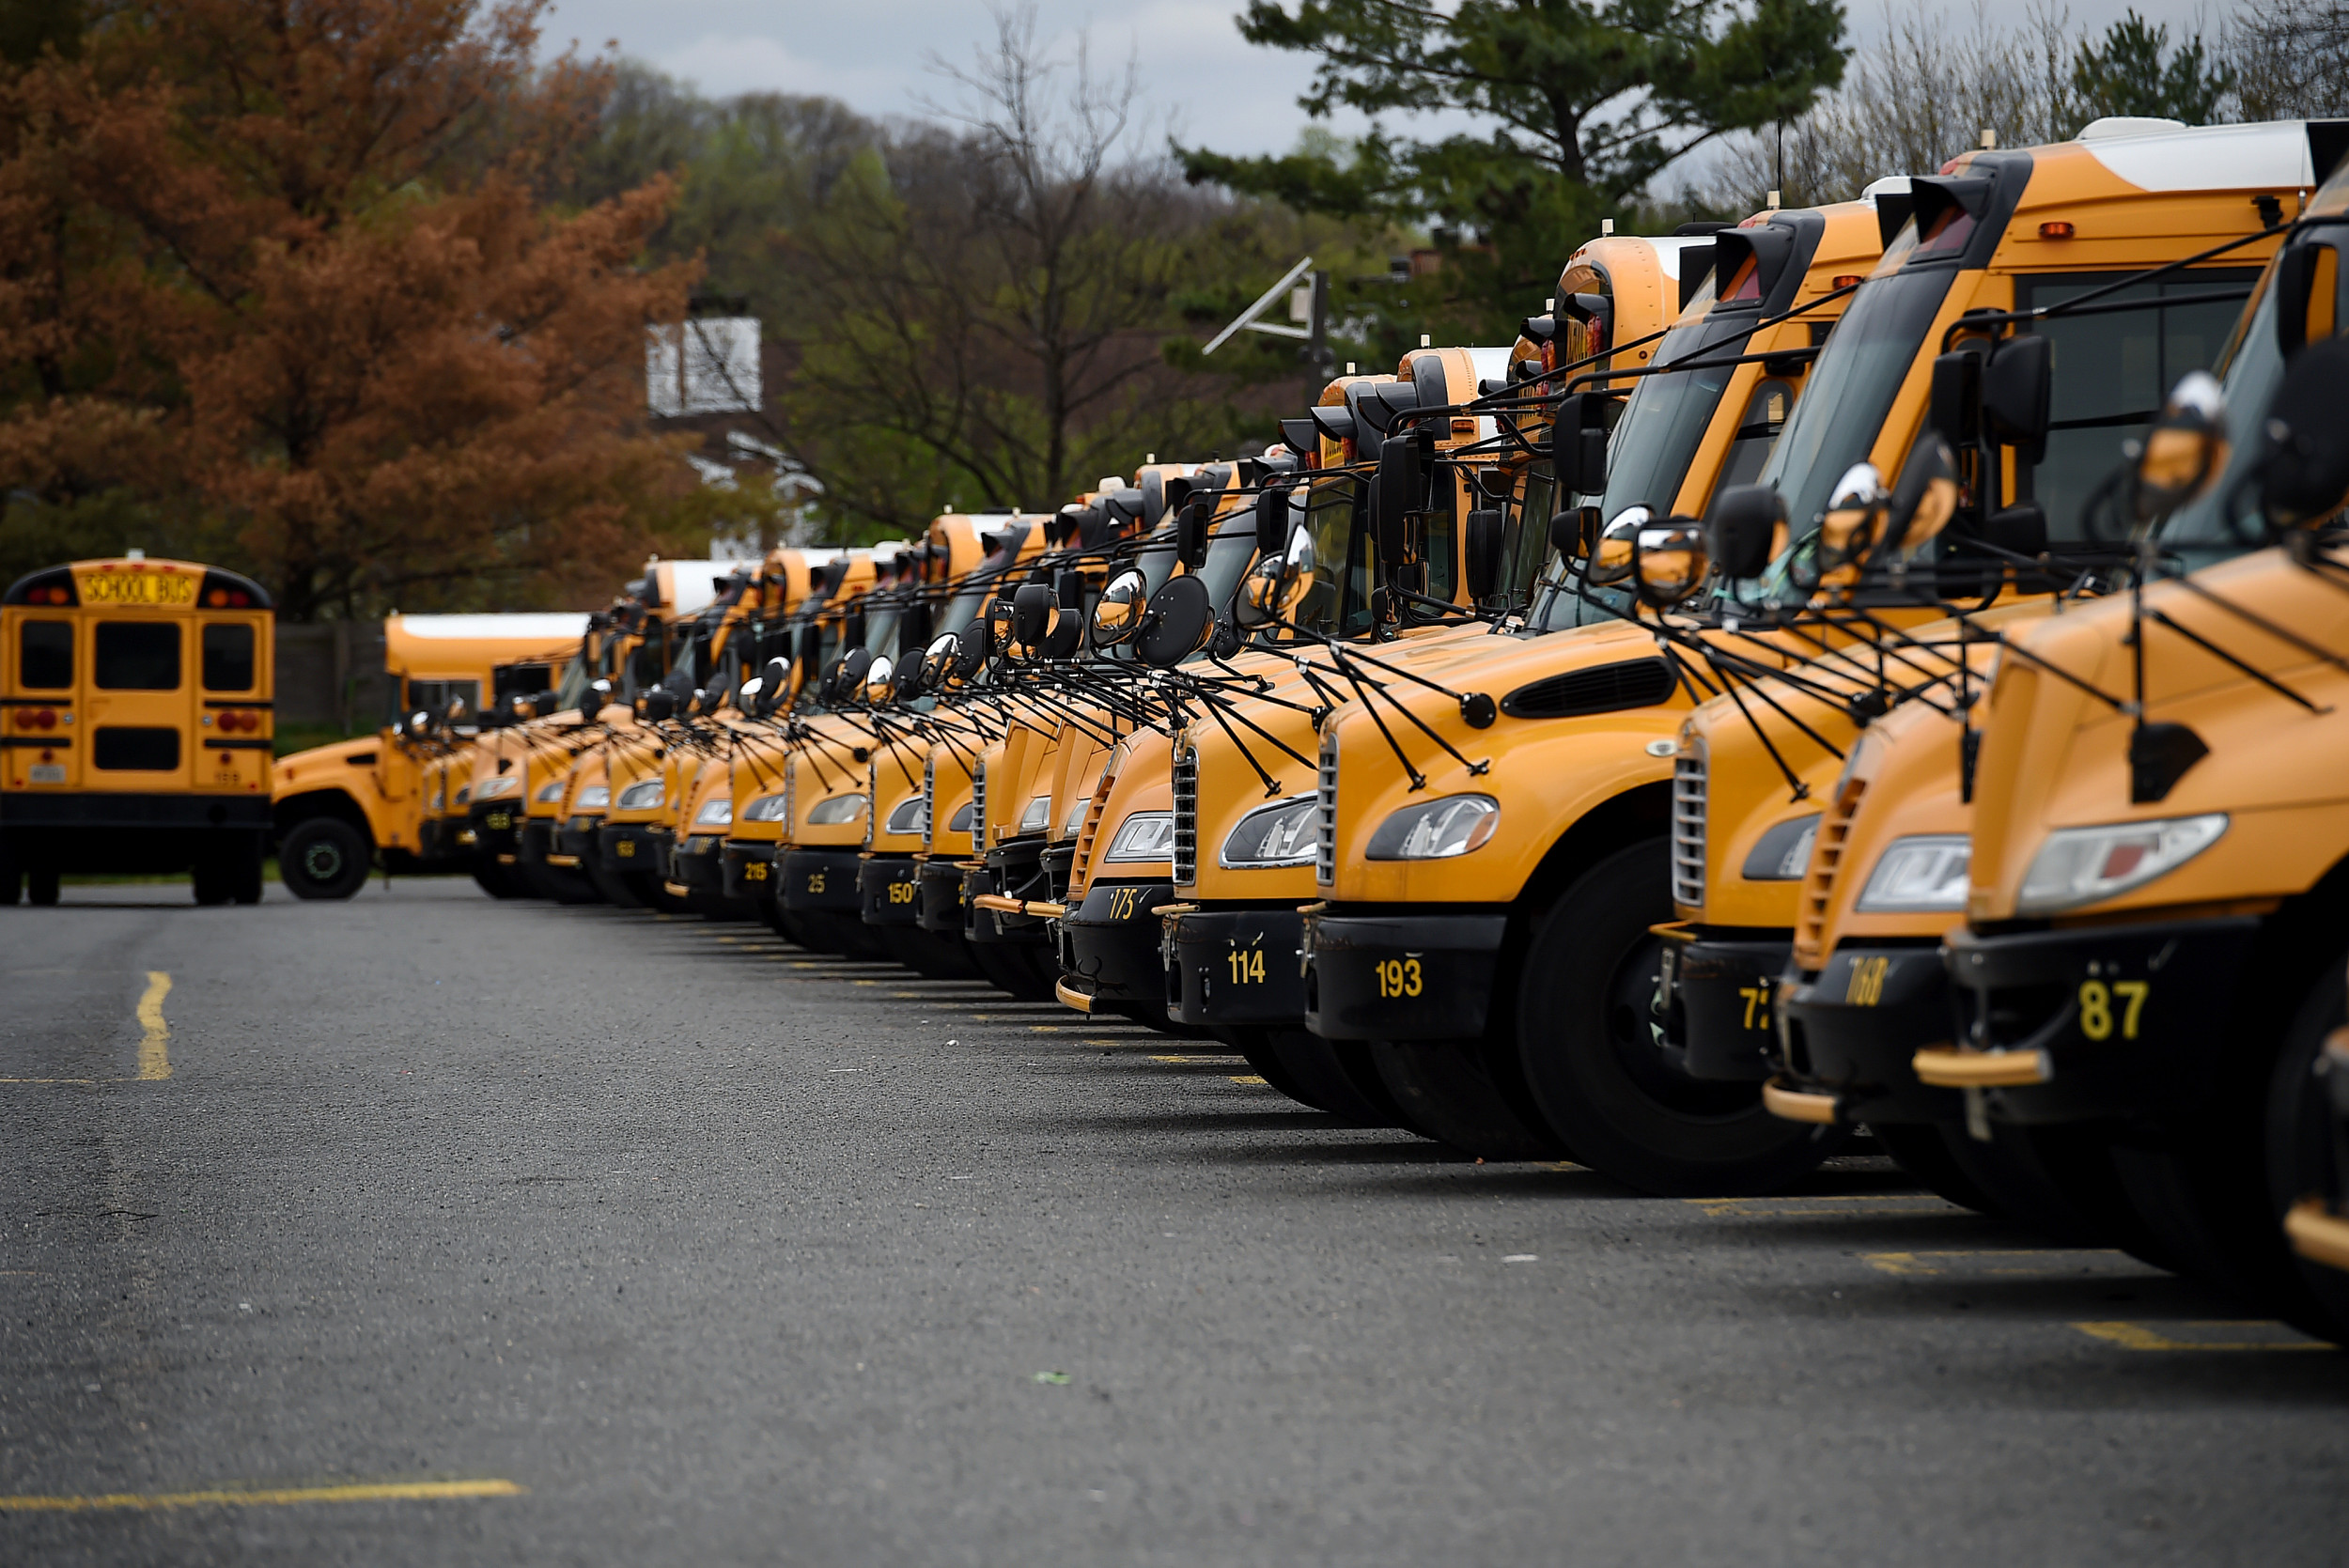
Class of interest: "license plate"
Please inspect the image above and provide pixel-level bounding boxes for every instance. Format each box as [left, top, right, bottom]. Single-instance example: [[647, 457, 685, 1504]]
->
[[28, 764, 65, 784]]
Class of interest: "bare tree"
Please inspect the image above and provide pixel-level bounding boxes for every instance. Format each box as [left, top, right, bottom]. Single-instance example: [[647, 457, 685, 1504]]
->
[[2228, 0, 2349, 117]]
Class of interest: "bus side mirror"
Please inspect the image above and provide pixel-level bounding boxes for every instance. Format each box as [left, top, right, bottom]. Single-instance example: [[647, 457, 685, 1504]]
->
[[1375, 434, 1422, 567], [2261, 334, 2349, 527], [1255, 484, 1288, 561], [1463, 507, 1504, 601], [1983, 333, 2051, 446], [1175, 500, 1210, 568], [1708, 485, 1784, 579], [1012, 581, 1056, 656], [1928, 351, 1980, 450], [1549, 393, 1609, 493], [1548, 505, 1599, 561], [643, 690, 676, 722], [2277, 242, 2319, 357]]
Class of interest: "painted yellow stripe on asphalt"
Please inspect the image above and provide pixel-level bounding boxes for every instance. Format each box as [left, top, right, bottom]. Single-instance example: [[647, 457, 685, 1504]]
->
[[2072, 1321, 2326, 1352], [137, 971, 170, 1081], [0, 1479, 523, 1513], [1229, 1074, 1268, 1085]]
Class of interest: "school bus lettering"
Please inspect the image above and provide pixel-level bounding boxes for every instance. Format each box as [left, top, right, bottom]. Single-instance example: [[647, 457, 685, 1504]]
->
[[2078, 979, 2150, 1042], [77, 570, 197, 607], [1227, 948, 1267, 985], [1377, 956, 1423, 1000], [1846, 956, 1890, 1007]]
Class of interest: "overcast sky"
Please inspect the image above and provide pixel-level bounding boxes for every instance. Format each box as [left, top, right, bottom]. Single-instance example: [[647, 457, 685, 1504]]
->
[[537, 0, 2240, 163]]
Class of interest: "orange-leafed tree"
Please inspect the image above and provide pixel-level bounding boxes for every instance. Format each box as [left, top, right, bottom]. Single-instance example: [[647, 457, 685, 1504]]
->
[[0, 0, 730, 617]]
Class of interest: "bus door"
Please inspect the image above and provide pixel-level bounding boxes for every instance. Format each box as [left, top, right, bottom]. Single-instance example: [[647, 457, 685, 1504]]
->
[[4, 602, 80, 791], [194, 605, 271, 796], [76, 565, 197, 793]]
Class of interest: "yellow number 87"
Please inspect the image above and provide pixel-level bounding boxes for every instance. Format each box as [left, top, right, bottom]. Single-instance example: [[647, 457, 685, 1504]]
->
[[2077, 978, 2150, 1041]]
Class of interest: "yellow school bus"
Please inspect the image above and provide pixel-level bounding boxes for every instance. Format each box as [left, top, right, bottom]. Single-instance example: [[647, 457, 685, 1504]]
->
[[272, 613, 593, 899], [1, 554, 274, 905]]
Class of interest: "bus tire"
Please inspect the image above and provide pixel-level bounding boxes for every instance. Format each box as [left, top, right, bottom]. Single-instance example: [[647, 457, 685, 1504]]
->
[[0, 846, 20, 905], [1370, 1038, 1572, 1160], [471, 862, 527, 899], [1255, 1029, 1409, 1128], [231, 845, 264, 905], [280, 818, 371, 900], [192, 856, 234, 907], [1516, 840, 1847, 1196], [28, 867, 59, 907], [2266, 952, 2349, 1344]]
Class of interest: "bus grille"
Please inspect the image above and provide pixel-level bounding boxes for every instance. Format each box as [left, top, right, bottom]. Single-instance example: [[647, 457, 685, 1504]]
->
[[1793, 777, 1867, 971], [970, 763, 987, 852], [1315, 730, 1339, 885], [1171, 744, 1198, 886], [1670, 745, 1707, 908], [920, 755, 936, 849]]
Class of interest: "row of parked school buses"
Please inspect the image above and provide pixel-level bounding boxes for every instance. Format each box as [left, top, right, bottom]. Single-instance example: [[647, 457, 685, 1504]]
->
[[18, 114, 2349, 1341]]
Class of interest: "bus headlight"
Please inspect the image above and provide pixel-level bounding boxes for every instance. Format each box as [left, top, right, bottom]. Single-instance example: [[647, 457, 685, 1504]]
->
[[473, 776, 520, 800], [1856, 834, 1970, 911], [1103, 812, 1174, 862], [2016, 815, 2227, 915], [694, 798, 734, 827], [742, 795, 791, 822], [885, 797, 926, 835], [807, 795, 866, 825], [616, 780, 663, 811], [534, 780, 567, 803], [1366, 795, 1498, 860], [575, 784, 610, 809], [1220, 797, 1318, 868]]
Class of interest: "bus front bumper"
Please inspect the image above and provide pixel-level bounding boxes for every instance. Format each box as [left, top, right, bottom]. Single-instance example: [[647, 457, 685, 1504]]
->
[[1050, 880, 1173, 1009], [859, 855, 924, 925], [1939, 916, 2261, 1126], [722, 840, 776, 900], [782, 848, 863, 912], [1770, 943, 1963, 1126], [1656, 924, 1789, 1082], [1301, 907, 1508, 1042], [1163, 904, 1309, 1027]]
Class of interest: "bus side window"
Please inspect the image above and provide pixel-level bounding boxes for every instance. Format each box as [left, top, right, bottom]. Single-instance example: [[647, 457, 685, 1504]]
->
[[95, 622, 179, 689], [19, 621, 71, 689], [1705, 380, 1796, 517], [201, 623, 256, 691]]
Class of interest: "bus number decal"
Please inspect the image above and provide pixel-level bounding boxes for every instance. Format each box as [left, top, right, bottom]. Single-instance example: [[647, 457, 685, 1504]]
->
[[1227, 948, 1267, 985], [1109, 886, 1141, 920], [1845, 956, 1890, 1007], [806, 872, 826, 894], [1376, 956, 1423, 1000], [1738, 983, 1772, 1032], [2078, 979, 2149, 1041], [744, 861, 769, 882], [886, 878, 914, 903], [616, 839, 635, 857]]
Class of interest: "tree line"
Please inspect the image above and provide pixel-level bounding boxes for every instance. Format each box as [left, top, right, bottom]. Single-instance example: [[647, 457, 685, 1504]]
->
[[0, 0, 2341, 617]]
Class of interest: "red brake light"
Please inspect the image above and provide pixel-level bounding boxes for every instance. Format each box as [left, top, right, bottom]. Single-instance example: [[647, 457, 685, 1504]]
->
[[33, 708, 55, 731]]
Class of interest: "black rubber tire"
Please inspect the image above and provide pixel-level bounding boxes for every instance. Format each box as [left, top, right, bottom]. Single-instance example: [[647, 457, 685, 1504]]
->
[[1516, 840, 1847, 1196], [878, 925, 982, 980], [27, 867, 59, 906], [521, 858, 602, 905], [1259, 1028, 1411, 1128], [622, 871, 693, 915], [585, 860, 644, 908], [1869, 1122, 2005, 1217], [230, 846, 264, 906], [2265, 955, 2349, 1344], [692, 890, 755, 922], [0, 846, 22, 905], [1370, 1039, 1573, 1160], [968, 940, 1057, 1000], [470, 862, 528, 899], [191, 856, 233, 907], [1214, 1028, 1313, 1104], [279, 818, 370, 901]]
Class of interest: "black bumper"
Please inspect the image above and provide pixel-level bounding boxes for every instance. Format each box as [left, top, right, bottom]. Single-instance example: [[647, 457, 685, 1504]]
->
[[859, 855, 925, 925], [969, 839, 1052, 944], [469, 802, 523, 860], [722, 839, 776, 900], [781, 848, 863, 912], [599, 822, 669, 876], [671, 832, 724, 893], [518, 816, 555, 866], [1775, 943, 1964, 1124], [0, 791, 269, 873], [919, 858, 969, 932], [556, 814, 602, 862], [1164, 905, 1309, 1026], [1659, 927, 1790, 1082], [2, 791, 272, 831], [1301, 908, 1508, 1042], [1942, 915, 2262, 1126], [1054, 881, 1174, 1007]]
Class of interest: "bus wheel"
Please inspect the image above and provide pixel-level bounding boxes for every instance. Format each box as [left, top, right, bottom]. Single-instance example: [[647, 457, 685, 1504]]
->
[[0, 847, 20, 905], [1369, 1038, 1571, 1160], [2267, 952, 2349, 1343], [231, 845, 264, 905], [471, 862, 526, 899], [1256, 1029, 1410, 1128], [192, 856, 233, 907], [280, 818, 370, 900], [1516, 840, 1847, 1196], [27, 868, 59, 907], [1867, 1123, 2005, 1217]]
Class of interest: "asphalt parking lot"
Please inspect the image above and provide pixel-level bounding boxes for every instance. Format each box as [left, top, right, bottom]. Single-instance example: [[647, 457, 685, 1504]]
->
[[4, 877, 2347, 1566]]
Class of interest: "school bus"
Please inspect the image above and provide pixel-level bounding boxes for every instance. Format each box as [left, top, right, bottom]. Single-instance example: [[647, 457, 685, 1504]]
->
[[272, 613, 592, 899], [1, 554, 274, 905]]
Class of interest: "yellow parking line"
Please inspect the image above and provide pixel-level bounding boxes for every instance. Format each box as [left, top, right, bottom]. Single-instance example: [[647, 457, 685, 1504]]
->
[[2072, 1320, 2327, 1352], [1865, 1250, 2135, 1277], [0, 1479, 524, 1513], [1228, 1074, 1268, 1085], [136, 971, 170, 1081], [1688, 1194, 1959, 1219]]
